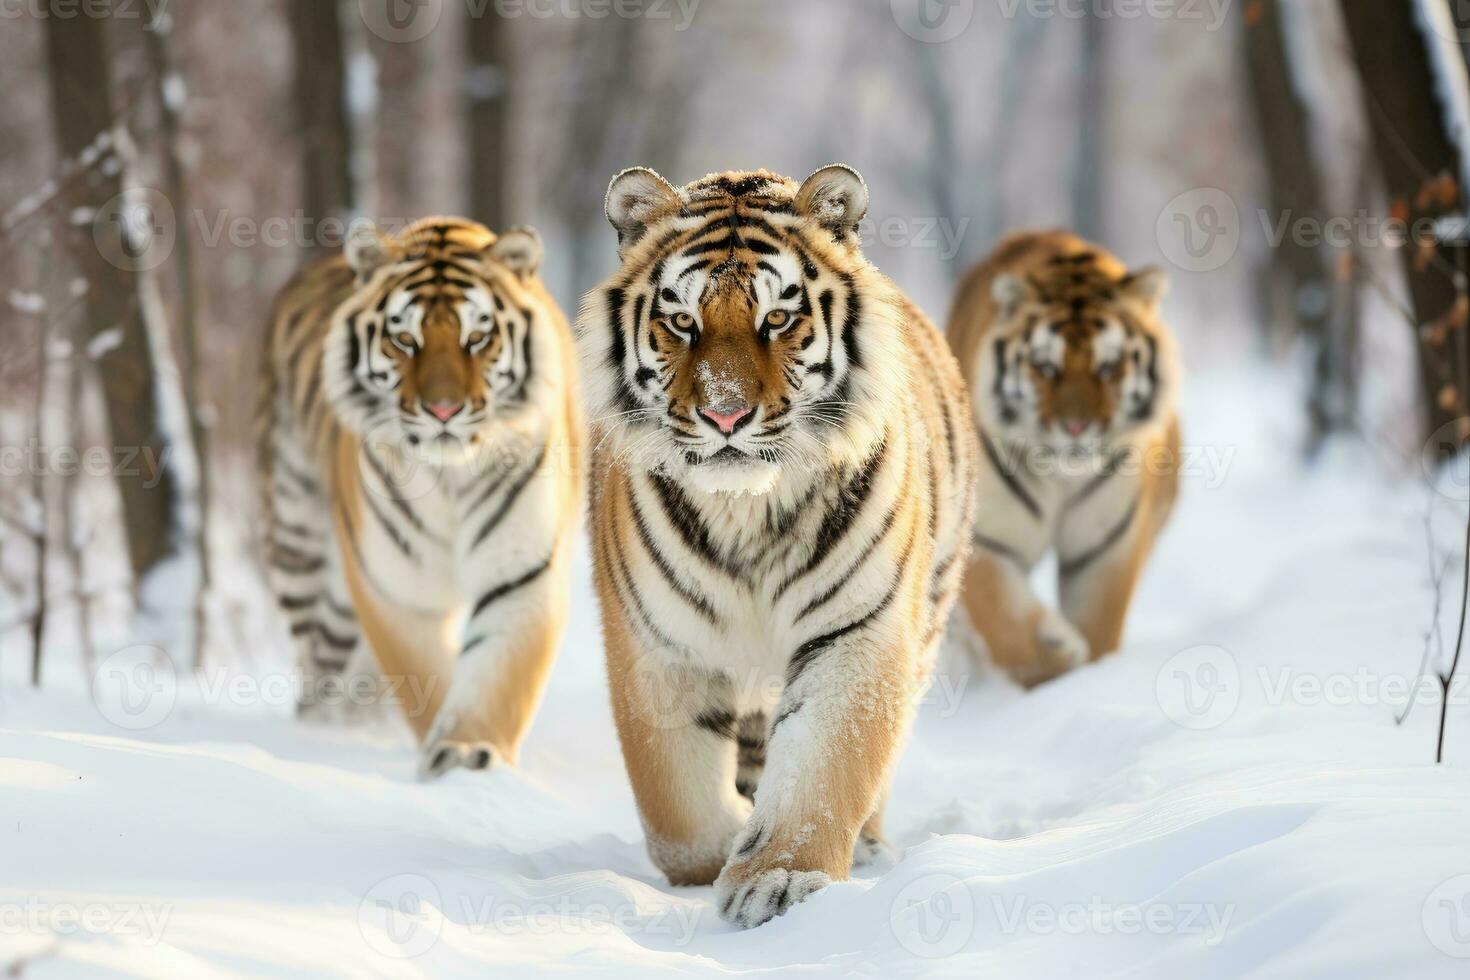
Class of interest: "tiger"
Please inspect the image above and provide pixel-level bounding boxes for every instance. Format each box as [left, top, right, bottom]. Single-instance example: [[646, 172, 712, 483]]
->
[[257, 216, 582, 779], [577, 165, 978, 929], [946, 230, 1181, 688]]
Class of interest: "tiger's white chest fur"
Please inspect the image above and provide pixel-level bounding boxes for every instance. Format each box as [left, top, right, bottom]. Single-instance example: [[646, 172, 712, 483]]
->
[[973, 435, 1150, 569], [353, 415, 557, 617]]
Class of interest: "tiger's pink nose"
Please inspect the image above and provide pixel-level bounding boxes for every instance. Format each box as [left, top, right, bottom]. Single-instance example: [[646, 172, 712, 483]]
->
[[699, 404, 753, 435], [1060, 418, 1090, 437], [425, 400, 464, 423]]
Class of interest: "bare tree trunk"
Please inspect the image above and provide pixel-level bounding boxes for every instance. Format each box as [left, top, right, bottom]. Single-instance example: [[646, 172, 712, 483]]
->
[[1245, 0, 1343, 446], [43, 5, 186, 592], [1074, 11, 1106, 241], [466, 12, 508, 230], [1339, 0, 1467, 440], [29, 313, 48, 688], [289, 0, 355, 233], [146, 9, 211, 667]]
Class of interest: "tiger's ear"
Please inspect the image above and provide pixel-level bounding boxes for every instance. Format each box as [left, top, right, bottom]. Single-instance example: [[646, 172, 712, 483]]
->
[[606, 167, 681, 257], [489, 225, 543, 279], [795, 164, 869, 234], [1119, 266, 1170, 311], [992, 274, 1032, 318], [345, 220, 399, 284]]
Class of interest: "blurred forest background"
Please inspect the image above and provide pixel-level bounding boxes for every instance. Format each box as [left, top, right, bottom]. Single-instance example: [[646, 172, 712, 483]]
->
[[1, 0, 1468, 681]]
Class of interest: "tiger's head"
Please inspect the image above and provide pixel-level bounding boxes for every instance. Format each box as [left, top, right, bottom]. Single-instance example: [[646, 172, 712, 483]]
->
[[579, 165, 902, 496], [323, 217, 547, 466], [980, 252, 1178, 457]]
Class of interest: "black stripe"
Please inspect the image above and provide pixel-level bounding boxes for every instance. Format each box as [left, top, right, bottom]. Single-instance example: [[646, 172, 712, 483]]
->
[[786, 564, 905, 687], [647, 473, 737, 579], [1060, 497, 1139, 577], [1068, 450, 1128, 508], [771, 699, 804, 730], [469, 556, 552, 621], [362, 483, 415, 559], [775, 439, 887, 599], [793, 500, 899, 623], [839, 278, 863, 369], [607, 513, 681, 651], [472, 443, 545, 548], [695, 708, 736, 739], [981, 431, 1041, 520], [973, 532, 1026, 567], [627, 490, 721, 625]]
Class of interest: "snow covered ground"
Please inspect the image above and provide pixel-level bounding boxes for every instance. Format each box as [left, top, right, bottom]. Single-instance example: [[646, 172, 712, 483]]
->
[[4, 366, 1470, 978]]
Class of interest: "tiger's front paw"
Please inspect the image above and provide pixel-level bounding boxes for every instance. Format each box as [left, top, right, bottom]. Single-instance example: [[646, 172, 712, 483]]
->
[[1000, 609, 1091, 688], [715, 866, 831, 929], [417, 739, 499, 781]]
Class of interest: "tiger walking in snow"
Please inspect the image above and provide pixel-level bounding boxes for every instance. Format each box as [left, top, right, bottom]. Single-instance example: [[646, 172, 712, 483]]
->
[[947, 231, 1181, 687], [258, 217, 582, 779], [577, 165, 977, 928]]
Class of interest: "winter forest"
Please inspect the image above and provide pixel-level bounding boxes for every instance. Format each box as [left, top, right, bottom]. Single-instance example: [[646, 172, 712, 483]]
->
[[5, 0, 1470, 976]]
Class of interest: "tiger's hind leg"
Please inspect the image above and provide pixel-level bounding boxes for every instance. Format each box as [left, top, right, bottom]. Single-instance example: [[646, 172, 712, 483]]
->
[[264, 425, 362, 720]]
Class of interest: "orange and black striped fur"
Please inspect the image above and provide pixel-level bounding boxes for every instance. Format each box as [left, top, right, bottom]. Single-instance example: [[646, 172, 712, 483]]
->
[[258, 217, 582, 778], [947, 231, 1180, 687], [578, 167, 977, 928]]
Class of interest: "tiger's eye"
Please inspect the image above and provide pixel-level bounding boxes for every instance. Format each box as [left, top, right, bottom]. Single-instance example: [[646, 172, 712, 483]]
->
[[672, 312, 696, 332], [396, 332, 414, 348], [766, 310, 789, 328], [468, 332, 487, 347]]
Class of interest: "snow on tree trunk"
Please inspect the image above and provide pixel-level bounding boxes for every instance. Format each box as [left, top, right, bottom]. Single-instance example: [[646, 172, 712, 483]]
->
[[43, 7, 198, 647]]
